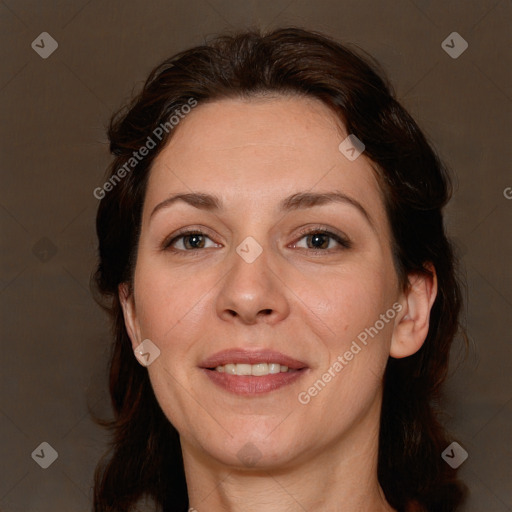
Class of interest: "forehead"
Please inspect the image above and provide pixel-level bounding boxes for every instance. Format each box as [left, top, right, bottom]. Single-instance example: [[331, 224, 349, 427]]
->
[[144, 95, 385, 221]]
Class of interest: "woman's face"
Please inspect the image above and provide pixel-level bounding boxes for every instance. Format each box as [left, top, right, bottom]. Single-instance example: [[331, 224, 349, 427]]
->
[[122, 95, 404, 469]]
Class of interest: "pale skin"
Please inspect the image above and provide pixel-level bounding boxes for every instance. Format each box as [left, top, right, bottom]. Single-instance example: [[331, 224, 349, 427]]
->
[[119, 95, 437, 511]]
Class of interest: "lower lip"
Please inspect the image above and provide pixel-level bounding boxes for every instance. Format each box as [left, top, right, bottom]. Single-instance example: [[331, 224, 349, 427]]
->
[[201, 368, 307, 395]]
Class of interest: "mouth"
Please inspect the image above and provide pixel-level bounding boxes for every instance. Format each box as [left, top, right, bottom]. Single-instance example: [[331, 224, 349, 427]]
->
[[199, 349, 309, 395], [212, 362, 295, 375]]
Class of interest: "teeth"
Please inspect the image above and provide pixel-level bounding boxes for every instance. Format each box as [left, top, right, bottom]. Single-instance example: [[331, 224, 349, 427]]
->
[[214, 363, 291, 375], [268, 363, 281, 374]]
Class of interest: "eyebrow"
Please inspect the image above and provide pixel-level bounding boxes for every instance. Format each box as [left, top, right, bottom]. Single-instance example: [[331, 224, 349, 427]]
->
[[150, 191, 375, 229]]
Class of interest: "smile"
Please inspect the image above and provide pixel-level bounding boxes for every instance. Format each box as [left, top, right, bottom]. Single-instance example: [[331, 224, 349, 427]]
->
[[213, 363, 292, 375], [199, 349, 309, 395]]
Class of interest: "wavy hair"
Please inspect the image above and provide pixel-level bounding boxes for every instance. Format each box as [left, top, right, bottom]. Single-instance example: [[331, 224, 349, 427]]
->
[[92, 27, 468, 512]]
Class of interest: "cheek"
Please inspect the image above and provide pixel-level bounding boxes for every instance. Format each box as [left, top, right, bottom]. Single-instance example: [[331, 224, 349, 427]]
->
[[292, 263, 395, 346], [133, 258, 211, 427], [296, 269, 394, 423], [133, 255, 211, 343]]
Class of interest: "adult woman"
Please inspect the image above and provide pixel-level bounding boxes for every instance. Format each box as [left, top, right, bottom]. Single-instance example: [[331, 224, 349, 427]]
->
[[93, 27, 467, 511]]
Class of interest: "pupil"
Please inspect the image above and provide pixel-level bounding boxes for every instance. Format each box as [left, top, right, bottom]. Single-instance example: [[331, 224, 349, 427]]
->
[[309, 234, 327, 249], [187, 234, 204, 249]]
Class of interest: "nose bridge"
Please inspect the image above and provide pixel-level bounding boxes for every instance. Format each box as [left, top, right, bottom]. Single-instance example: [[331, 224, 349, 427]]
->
[[227, 233, 272, 298], [215, 228, 289, 323]]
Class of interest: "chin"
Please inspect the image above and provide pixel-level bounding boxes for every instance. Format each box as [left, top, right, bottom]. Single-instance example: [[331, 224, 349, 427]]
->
[[210, 440, 300, 470]]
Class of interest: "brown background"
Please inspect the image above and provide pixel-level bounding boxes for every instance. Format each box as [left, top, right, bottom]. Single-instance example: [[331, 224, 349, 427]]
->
[[0, 1, 511, 510]]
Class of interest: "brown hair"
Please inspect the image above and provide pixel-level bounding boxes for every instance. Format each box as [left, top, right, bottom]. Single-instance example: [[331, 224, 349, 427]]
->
[[92, 27, 468, 512]]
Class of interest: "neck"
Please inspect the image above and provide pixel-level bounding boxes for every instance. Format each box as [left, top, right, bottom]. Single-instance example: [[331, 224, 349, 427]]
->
[[181, 393, 396, 512]]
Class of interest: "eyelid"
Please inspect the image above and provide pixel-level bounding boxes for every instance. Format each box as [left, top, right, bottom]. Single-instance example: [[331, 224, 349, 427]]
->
[[161, 226, 221, 250], [162, 224, 352, 253], [291, 225, 352, 250]]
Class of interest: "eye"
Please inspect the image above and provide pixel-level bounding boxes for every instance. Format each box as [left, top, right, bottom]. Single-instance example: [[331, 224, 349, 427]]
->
[[162, 226, 351, 255], [292, 227, 351, 253], [163, 230, 220, 252]]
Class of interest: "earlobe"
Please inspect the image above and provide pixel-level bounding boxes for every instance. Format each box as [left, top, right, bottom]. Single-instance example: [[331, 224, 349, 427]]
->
[[390, 266, 437, 359], [118, 282, 141, 351]]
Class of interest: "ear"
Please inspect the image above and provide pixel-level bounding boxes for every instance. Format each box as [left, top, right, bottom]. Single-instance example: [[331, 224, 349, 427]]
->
[[390, 265, 437, 359], [118, 282, 141, 351]]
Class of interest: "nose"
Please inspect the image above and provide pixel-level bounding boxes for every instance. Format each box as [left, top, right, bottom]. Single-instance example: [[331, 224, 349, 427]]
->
[[215, 244, 290, 325]]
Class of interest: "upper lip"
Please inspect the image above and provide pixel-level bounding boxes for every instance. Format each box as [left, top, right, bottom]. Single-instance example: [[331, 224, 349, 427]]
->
[[199, 349, 308, 370]]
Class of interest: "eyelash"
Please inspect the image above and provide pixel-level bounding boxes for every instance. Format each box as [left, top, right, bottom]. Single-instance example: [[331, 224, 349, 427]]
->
[[294, 227, 352, 254], [162, 226, 352, 256]]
